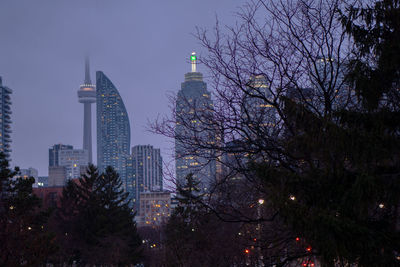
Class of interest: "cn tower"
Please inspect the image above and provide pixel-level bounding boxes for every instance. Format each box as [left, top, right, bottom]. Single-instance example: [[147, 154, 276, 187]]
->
[[77, 57, 96, 163]]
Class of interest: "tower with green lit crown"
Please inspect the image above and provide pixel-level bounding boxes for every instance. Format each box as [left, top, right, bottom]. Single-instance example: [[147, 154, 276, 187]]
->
[[175, 52, 216, 193]]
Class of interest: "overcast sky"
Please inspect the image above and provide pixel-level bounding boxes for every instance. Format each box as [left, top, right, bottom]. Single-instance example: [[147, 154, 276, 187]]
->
[[0, 0, 242, 177]]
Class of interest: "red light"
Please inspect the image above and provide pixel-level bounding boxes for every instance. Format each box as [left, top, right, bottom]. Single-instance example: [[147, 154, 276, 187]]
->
[[311, 263, 315, 267], [296, 237, 300, 242], [253, 238, 257, 241], [303, 264, 307, 267], [306, 246, 312, 252], [244, 249, 250, 254]]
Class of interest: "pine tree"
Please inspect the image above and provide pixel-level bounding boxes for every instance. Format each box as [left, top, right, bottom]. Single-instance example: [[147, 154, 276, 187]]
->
[[0, 152, 56, 266], [56, 165, 142, 265]]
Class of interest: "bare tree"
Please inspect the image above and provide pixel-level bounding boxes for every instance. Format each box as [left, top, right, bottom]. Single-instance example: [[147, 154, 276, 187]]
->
[[152, 0, 400, 266]]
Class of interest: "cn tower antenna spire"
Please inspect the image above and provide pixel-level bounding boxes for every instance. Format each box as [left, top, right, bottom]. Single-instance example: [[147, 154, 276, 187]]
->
[[190, 52, 197, 72], [78, 56, 96, 164], [84, 56, 91, 84]]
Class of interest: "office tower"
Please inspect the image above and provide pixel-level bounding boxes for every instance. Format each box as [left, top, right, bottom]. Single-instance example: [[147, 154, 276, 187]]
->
[[77, 57, 96, 163], [49, 144, 73, 167], [58, 149, 89, 179], [96, 71, 130, 184], [175, 52, 216, 193], [241, 74, 277, 137], [0, 77, 12, 159], [131, 145, 163, 209]]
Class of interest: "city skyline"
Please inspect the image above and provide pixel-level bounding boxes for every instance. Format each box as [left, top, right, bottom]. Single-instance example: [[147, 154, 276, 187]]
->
[[0, 0, 240, 176]]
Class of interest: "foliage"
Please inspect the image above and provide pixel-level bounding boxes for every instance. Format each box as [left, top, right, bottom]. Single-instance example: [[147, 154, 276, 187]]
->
[[163, 174, 244, 267], [153, 0, 400, 265], [54, 165, 142, 265], [0, 152, 57, 266]]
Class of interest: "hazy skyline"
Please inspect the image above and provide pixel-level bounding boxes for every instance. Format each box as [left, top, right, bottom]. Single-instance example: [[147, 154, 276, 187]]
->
[[0, 0, 241, 176]]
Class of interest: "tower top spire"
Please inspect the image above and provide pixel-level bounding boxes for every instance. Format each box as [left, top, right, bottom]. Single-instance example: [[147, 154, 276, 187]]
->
[[190, 52, 197, 72], [84, 56, 91, 84]]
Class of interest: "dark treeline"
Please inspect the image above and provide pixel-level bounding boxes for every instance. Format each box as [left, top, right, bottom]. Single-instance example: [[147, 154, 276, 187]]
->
[[2, 0, 400, 266], [0, 154, 142, 266], [151, 0, 400, 266]]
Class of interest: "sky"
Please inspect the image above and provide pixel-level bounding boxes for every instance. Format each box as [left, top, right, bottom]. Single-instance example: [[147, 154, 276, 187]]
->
[[0, 0, 243, 177]]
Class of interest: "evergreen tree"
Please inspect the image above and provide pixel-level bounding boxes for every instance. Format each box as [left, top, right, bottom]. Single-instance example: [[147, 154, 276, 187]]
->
[[164, 173, 243, 267], [56, 165, 142, 265], [0, 152, 56, 266]]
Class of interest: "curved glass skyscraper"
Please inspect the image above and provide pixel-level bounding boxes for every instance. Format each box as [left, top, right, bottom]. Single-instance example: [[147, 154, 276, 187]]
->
[[0, 77, 12, 159], [96, 71, 131, 181]]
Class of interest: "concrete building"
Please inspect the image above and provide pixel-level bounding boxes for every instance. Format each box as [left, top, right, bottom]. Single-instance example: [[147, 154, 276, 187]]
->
[[37, 176, 48, 187], [77, 57, 96, 163], [96, 71, 131, 191], [175, 52, 216, 193], [48, 144, 88, 184], [59, 149, 89, 179], [33, 186, 64, 209], [0, 77, 12, 159], [48, 166, 67, 187], [137, 191, 171, 227], [49, 144, 73, 167], [16, 167, 39, 187]]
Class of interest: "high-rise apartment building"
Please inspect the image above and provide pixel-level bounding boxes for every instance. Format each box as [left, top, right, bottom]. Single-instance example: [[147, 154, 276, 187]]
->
[[77, 57, 96, 163], [0, 77, 12, 159], [175, 52, 216, 193], [132, 145, 163, 192], [96, 71, 130, 186], [131, 145, 163, 209]]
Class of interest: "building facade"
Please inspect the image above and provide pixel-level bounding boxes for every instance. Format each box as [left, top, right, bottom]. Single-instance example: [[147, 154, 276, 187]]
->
[[0, 77, 12, 159], [48, 166, 67, 187], [131, 145, 163, 209], [49, 144, 73, 167], [132, 145, 163, 193], [137, 191, 171, 227], [58, 149, 89, 179], [48, 144, 88, 185], [16, 167, 39, 187], [96, 71, 131, 188], [175, 53, 216, 193]]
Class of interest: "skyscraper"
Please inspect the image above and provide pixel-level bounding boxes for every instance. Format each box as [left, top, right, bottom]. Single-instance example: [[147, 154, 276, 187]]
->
[[175, 52, 216, 193], [96, 71, 131, 183], [241, 74, 277, 138], [77, 57, 96, 163], [0, 77, 12, 159], [132, 145, 163, 208]]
